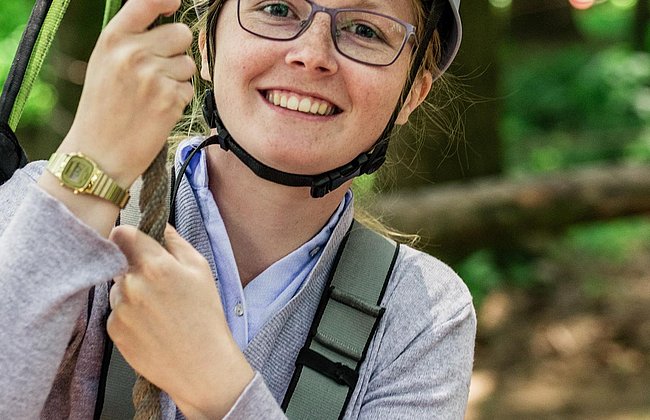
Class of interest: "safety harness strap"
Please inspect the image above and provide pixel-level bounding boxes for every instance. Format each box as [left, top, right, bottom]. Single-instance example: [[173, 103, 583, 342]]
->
[[282, 221, 399, 420], [1, 0, 66, 184], [0, 121, 28, 184]]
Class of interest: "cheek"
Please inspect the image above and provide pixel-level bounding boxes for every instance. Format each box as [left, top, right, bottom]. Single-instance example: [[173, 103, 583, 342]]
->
[[348, 70, 407, 141]]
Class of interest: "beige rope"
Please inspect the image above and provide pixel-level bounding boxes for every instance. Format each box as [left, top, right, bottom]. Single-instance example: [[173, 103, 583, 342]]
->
[[132, 143, 170, 419]]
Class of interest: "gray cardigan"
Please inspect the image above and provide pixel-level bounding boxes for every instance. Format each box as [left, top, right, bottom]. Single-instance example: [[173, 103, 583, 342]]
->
[[0, 161, 475, 419]]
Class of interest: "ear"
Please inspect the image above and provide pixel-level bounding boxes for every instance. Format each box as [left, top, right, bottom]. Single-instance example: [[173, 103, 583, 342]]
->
[[395, 70, 433, 125], [198, 29, 212, 82]]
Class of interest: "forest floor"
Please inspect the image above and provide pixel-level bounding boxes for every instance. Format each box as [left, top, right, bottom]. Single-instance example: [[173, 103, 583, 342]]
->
[[465, 230, 650, 420]]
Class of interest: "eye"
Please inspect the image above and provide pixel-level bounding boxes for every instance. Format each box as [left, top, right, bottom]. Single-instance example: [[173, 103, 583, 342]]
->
[[350, 23, 378, 39], [339, 21, 386, 43], [262, 3, 293, 18]]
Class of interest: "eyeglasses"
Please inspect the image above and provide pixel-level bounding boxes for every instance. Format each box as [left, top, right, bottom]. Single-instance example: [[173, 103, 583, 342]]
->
[[237, 0, 417, 66]]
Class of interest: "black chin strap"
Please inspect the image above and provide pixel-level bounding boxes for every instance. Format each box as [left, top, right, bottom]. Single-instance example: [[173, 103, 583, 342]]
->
[[197, 2, 444, 198], [201, 90, 372, 198]]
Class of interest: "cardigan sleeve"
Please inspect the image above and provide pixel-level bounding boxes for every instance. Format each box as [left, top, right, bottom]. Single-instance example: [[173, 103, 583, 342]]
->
[[0, 163, 127, 418]]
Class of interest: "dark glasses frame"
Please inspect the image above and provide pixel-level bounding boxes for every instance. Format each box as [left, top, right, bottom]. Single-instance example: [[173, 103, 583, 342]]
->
[[236, 0, 417, 66]]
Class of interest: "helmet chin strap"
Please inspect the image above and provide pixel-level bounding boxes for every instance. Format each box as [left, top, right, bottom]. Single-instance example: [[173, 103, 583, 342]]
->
[[199, 2, 444, 199]]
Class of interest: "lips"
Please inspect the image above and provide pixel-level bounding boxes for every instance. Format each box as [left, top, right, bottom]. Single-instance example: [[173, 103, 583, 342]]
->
[[263, 89, 339, 116]]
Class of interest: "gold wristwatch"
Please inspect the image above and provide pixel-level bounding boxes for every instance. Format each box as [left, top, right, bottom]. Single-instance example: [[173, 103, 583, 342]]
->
[[46, 152, 130, 209]]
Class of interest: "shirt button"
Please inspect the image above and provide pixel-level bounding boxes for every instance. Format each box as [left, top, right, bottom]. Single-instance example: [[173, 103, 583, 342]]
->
[[234, 302, 244, 317], [309, 246, 320, 258]]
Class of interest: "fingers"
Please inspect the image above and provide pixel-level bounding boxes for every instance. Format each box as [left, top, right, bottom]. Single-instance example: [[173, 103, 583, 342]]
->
[[163, 224, 207, 266], [109, 277, 124, 310], [154, 55, 196, 82], [110, 0, 182, 34], [110, 224, 206, 269], [110, 225, 162, 266], [143, 23, 193, 59]]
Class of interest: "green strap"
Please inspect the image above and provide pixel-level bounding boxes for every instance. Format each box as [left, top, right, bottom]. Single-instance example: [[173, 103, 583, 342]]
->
[[102, 0, 123, 28], [284, 221, 399, 420], [8, 0, 71, 130]]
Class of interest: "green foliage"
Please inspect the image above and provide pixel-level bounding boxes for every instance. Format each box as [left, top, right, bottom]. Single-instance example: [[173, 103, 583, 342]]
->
[[0, 1, 31, 38], [456, 248, 549, 307], [573, 1, 637, 43], [562, 217, 650, 262], [458, 217, 650, 307], [456, 250, 505, 307], [502, 45, 650, 174]]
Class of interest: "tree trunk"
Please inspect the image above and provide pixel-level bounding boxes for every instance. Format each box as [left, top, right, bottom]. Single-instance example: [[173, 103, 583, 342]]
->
[[370, 164, 650, 263], [380, 0, 502, 191], [510, 0, 582, 42]]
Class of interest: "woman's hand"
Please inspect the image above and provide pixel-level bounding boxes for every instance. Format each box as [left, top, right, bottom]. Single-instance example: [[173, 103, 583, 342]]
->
[[60, 0, 196, 187], [108, 224, 254, 418]]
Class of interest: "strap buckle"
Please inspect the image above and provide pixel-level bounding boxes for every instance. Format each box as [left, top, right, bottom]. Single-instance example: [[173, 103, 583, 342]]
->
[[295, 348, 359, 388]]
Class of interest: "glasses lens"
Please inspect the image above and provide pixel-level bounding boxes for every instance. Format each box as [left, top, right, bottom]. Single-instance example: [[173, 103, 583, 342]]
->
[[238, 0, 409, 66], [239, 0, 311, 40], [335, 11, 407, 65]]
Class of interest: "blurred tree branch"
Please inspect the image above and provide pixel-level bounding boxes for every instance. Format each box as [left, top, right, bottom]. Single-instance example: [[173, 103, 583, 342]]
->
[[371, 164, 650, 263]]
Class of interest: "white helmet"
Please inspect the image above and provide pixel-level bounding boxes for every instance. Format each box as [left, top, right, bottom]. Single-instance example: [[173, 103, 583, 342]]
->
[[436, 0, 462, 75]]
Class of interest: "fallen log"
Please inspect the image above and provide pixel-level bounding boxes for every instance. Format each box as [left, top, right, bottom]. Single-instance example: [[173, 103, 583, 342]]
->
[[369, 164, 650, 263]]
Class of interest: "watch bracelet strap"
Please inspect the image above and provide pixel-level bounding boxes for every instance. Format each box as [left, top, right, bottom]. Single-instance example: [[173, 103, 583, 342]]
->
[[47, 152, 130, 209], [88, 170, 130, 209]]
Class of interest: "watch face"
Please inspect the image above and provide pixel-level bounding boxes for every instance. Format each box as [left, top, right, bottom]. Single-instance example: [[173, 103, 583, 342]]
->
[[61, 156, 94, 189]]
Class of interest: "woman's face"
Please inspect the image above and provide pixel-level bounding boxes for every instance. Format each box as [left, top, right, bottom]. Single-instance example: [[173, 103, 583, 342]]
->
[[204, 0, 431, 175]]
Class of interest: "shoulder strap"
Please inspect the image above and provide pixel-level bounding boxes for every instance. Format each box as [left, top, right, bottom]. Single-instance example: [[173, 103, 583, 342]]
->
[[282, 220, 400, 420]]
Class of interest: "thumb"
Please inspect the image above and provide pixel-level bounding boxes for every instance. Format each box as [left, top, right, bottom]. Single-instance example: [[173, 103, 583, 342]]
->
[[109, 0, 181, 34], [164, 224, 205, 265]]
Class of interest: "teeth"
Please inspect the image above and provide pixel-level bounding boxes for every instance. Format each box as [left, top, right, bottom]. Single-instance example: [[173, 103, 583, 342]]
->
[[318, 103, 328, 115], [298, 98, 311, 112], [287, 96, 299, 111], [265, 90, 336, 116]]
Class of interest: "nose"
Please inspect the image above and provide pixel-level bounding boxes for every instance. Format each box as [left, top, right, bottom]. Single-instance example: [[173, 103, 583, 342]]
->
[[284, 13, 338, 74]]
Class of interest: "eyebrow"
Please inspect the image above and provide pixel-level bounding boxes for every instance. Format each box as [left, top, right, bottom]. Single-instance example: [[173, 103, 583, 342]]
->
[[344, 0, 409, 20], [345, 0, 382, 10]]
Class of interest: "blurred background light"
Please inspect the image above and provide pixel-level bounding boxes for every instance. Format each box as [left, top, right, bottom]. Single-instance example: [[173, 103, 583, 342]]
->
[[489, 0, 512, 9], [570, 0, 596, 10], [611, 0, 637, 9]]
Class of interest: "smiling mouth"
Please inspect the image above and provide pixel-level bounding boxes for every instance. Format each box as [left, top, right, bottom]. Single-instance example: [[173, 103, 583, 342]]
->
[[263, 90, 340, 116]]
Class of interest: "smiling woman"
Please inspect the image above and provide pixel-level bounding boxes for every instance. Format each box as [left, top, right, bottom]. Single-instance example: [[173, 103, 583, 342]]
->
[[0, 0, 473, 419]]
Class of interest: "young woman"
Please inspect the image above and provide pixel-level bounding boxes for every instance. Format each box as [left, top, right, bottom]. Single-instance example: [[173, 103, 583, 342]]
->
[[0, 0, 474, 418]]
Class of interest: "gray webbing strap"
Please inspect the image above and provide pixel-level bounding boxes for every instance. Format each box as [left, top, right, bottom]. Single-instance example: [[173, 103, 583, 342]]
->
[[99, 178, 142, 419], [283, 221, 399, 420]]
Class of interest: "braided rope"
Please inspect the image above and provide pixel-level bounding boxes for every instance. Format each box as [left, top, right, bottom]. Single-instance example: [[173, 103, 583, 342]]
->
[[132, 143, 170, 419]]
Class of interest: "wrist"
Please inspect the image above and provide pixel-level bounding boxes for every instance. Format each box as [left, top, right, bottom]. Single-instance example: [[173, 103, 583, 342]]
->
[[46, 152, 130, 209], [37, 171, 121, 238], [58, 132, 140, 188]]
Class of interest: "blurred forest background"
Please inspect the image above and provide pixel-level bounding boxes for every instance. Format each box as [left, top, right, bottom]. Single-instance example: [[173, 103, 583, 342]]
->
[[1, 0, 649, 418]]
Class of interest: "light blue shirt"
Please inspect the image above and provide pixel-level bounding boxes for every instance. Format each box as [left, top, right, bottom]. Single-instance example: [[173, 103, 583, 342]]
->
[[176, 138, 351, 350]]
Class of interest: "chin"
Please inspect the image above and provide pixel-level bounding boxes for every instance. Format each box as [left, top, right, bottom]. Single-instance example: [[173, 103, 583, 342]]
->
[[258, 147, 345, 175]]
